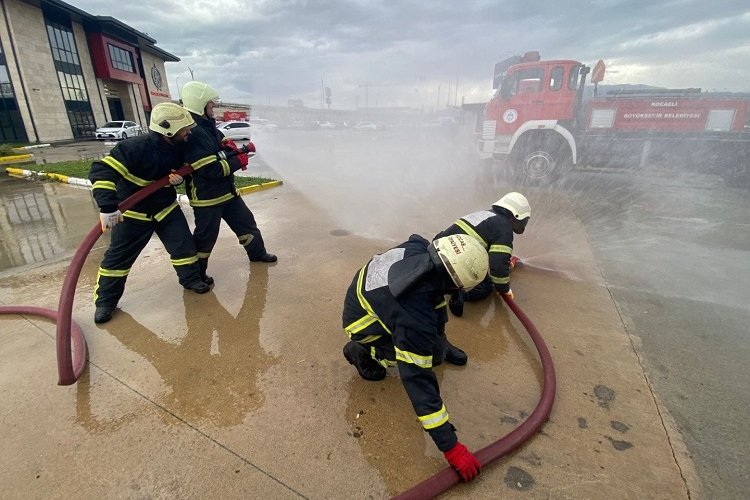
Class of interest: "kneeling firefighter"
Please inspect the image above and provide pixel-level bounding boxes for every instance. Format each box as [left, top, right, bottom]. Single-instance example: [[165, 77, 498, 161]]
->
[[435, 192, 531, 317], [342, 234, 489, 481]]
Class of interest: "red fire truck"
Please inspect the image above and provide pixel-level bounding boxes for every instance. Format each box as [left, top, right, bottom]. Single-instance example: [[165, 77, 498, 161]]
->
[[477, 51, 750, 184]]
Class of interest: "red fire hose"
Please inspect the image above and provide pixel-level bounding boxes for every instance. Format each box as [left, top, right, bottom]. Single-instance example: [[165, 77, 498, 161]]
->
[[393, 293, 557, 499], [0, 164, 194, 385]]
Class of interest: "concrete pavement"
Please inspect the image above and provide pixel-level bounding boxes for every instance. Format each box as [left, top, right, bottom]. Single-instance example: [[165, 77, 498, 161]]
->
[[1, 173, 694, 498]]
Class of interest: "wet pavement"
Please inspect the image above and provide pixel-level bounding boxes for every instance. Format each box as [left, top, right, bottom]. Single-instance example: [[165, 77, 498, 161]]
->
[[1, 130, 746, 498]]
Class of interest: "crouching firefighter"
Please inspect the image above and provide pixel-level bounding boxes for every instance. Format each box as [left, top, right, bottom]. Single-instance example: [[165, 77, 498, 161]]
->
[[435, 192, 531, 317], [89, 102, 209, 324], [342, 234, 489, 481]]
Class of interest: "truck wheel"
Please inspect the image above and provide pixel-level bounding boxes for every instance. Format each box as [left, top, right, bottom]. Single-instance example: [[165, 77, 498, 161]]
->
[[511, 134, 571, 182]]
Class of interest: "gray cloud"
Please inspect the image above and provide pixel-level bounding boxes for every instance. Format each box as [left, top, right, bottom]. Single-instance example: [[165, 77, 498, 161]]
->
[[71, 0, 750, 106]]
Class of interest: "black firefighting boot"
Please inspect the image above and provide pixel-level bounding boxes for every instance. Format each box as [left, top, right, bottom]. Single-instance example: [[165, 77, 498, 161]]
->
[[183, 280, 210, 294], [94, 305, 115, 324], [444, 340, 468, 366], [343, 341, 386, 381], [250, 252, 277, 263], [448, 290, 464, 317], [198, 258, 214, 285]]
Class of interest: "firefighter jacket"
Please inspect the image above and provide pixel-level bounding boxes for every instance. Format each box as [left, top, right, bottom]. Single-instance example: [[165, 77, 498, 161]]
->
[[435, 207, 514, 294], [89, 133, 181, 219], [343, 234, 458, 452], [181, 113, 245, 207]]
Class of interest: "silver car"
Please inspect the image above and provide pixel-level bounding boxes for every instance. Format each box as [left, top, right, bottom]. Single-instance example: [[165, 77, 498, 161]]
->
[[95, 121, 142, 140]]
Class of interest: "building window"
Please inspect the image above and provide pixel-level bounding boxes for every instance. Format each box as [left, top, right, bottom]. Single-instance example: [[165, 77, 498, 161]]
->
[[0, 44, 27, 142], [107, 44, 134, 73], [45, 19, 96, 138]]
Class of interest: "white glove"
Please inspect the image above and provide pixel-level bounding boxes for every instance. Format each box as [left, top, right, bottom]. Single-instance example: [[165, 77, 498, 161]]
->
[[168, 172, 183, 185], [502, 288, 514, 300], [100, 210, 122, 231]]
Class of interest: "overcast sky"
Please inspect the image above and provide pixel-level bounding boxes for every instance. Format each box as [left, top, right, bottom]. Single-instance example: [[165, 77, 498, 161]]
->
[[71, 0, 750, 110]]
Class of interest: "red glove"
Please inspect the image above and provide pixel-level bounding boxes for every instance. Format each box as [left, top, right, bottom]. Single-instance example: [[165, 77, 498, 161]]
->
[[221, 138, 241, 153], [443, 442, 481, 481], [245, 141, 256, 153], [236, 152, 248, 170]]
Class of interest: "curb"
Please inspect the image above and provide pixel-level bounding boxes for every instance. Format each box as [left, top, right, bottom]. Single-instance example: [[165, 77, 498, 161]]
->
[[4, 167, 283, 199], [0, 154, 34, 164]]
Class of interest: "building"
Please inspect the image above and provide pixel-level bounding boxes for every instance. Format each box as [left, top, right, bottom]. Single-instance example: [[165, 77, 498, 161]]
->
[[0, 0, 177, 143]]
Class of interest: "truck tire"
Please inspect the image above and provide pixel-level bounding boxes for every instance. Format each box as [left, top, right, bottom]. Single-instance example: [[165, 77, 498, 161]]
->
[[511, 133, 571, 182]]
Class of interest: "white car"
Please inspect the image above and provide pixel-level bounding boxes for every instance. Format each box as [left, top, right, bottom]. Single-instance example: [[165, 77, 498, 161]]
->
[[95, 121, 142, 140], [216, 121, 252, 140]]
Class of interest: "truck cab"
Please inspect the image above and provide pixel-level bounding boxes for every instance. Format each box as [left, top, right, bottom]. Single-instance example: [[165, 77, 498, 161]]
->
[[479, 52, 590, 179]]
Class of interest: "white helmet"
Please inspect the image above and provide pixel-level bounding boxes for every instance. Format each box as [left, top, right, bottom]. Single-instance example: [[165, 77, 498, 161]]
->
[[493, 192, 531, 221], [433, 235, 489, 290], [181, 81, 219, 115], [149, 102, 194, 137]]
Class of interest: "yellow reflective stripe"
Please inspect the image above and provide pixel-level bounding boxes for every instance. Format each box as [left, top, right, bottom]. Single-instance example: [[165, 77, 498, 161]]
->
[[220, 159, 230, 176], [355, 266, 392, 335], [490, 275, 510, 284], [154, 202, 178, 221], [98, 267, 130, 278], [345, 314, 378, 335], [123, 210, 150, 221], [197, 252, 211, 259], [192, 155, 217, 170], [359, 334, 382, 344], [171, 256, 198, 266], [455, 220, 488, 248], [395, 347, 433, 368], [489, 244, 512, 254], [435, 300, 446, 309], [418, 404, 449, 430], [189, 192, 235, 207], [92, 180, 116, 191], [102, 156, 152, 187]]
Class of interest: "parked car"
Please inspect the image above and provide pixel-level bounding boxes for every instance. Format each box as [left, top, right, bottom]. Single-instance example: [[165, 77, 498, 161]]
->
[[95, 121, 142, 140], [216, 121, 252, 140], [352, 121, 379, 131]]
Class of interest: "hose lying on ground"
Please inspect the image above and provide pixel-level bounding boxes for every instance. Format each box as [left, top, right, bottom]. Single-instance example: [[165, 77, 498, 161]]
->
[[392, 293, 557, 500], [0, 164, 194, 385]]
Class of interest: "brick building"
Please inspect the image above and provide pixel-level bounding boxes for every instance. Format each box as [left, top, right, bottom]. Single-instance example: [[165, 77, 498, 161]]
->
[[0, 0, 177, 143]]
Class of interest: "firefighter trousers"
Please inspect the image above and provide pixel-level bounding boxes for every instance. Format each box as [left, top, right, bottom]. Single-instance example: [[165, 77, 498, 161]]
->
[[193, 196, 268, 268], [94, 208, 202, 308], [463, 275, 493, 302], [344, 291, 449, 368]]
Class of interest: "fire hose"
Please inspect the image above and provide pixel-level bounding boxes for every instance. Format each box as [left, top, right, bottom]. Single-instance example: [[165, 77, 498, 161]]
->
[[393, 292, 557, 499], [0, 145, 254, 385]]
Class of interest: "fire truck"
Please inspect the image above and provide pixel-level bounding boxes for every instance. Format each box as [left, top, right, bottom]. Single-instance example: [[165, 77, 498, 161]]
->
[[476, 51, 750, 184]]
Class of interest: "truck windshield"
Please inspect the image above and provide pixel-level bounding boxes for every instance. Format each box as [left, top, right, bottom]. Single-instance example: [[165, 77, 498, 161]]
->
[[500, 68, 544, 100]]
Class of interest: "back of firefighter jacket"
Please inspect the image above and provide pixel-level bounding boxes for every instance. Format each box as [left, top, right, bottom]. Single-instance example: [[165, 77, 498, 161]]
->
[[181, 114, 244, 207], [435, 208, 514, 294], [89, 133, 181, 215]]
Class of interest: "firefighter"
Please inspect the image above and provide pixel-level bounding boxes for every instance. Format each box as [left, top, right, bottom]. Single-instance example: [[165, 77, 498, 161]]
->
[[89, 102, 209, 324], [435, 192, 531, 317], [180, 81, 276, 283], [342, 233, 489, 482]]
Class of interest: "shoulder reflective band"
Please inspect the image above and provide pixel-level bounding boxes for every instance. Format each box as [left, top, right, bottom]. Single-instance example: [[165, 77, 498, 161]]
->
[[101, 156, 152, 186], [454, 220, 488, 249]]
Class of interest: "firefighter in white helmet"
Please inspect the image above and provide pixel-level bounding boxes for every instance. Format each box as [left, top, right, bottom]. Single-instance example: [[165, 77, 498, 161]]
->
[[88, 102, 208, 324], [180, 81, 276, 285], [435, 192, 530, 319], [342, 233, 488, 482]]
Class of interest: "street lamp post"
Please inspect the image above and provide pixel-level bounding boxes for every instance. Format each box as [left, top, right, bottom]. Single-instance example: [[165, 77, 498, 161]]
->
[[176, 75, 182, 101]]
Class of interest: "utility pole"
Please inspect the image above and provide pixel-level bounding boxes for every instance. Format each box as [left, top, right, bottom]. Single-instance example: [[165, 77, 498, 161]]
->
[[436, 83, 442, 112]]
